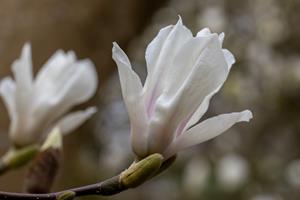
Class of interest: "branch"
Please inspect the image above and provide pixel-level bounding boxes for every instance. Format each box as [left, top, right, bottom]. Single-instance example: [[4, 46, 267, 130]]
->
[[0, 175, 123, 200], [0, 153, 170, 200]]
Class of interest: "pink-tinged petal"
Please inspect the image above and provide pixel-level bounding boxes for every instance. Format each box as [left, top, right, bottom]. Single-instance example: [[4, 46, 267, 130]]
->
[[164, 110, 253, 158], [143, 17, 193, 116], [112, 42, 148, 158], [0, 77, 16, 120], [55, 107, 97, 135]]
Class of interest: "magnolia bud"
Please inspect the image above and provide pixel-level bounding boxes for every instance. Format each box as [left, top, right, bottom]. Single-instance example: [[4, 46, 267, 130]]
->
[[24, 128, 62, 193], [120, 153, 163, 188]]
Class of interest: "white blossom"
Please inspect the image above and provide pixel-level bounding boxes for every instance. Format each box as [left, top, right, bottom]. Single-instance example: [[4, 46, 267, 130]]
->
[[0, 43, 98, 147], [112, 18, 252, 159]]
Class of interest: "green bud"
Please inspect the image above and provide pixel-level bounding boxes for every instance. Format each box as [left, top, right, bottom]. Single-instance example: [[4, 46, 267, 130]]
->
[[3, 145, 39, 170], [120, 153, 163, 188]]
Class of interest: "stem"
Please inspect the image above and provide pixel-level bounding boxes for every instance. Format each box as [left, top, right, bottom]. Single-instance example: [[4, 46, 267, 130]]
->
[[0, 153, 168, 200], [0, 145, 39, 176], [0, 176, 125, 200]]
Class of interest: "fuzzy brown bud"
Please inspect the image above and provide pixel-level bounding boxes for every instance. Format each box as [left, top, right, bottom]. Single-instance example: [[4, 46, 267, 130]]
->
[[24, 128, 62, 193]]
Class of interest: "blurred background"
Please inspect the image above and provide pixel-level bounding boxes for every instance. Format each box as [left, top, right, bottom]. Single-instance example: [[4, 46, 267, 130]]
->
[[0, 0, 299, 200]]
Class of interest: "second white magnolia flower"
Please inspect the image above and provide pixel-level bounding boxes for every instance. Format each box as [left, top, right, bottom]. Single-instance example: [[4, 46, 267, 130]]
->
[[0, 44, 98, 147], [113, 18, 252, 159]]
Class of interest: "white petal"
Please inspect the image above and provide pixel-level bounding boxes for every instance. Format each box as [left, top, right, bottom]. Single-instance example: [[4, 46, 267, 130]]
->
[[145, 25, 173, 75], [184, 50, 235, 131], [223, 49, 235, 69], [35, 50, 76, 86], [146, 35, 219, 153], [32, 54, 98, 126], [148, 34, 229, 152], [183, 86, 221, 132], [12, 43, 33, 90], [219, 32, 225, 44], [163, 35, 216, 98], [12, 43, 33, 113], [9, 43, 33, 139], [143, 18, 193, 113], [196, 28, 212, 37], [112, 42, 148, 157], [55, 107, 97, 135], [0, 77, 16, 120], [164, 110, 253, 158], [183, 50, 235, 131]]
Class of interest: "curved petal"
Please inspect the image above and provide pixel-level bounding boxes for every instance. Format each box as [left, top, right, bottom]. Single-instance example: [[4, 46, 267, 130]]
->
[[0, 77, 16, 120], [223, 49, 235, 69], [219, 32, 225, 43], [162, 35, 216, 98], [112, 42, 148, 158], [9, 43, 34, 142], [197, 29, 224, 44], [147, 34, 229, 153], [12, 43, 33, 91], [55, 107, 97, 135], [145, 25, 173, 76], [183, 86, 221, 132], [183, 49, 235, 131], [196, 28, 212, 37], [143, 18, 193, 116], [164, 110, 253, 158], [34, 50, 76, 87], [12, 43, 33, 117], [32, 53, 98, 127]]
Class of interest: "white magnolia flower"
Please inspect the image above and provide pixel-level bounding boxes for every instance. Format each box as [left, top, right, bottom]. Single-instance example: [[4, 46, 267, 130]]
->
[[112, 18, 252, 159], [0, 43, 98, 147]]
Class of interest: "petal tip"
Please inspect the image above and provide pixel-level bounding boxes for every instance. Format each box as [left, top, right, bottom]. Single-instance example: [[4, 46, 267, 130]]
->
[[21, 42, 32, 59], [196, 27, 212, 37], [112, 42, 131, 67], [241, 110, 253, 122], [177, 15, 182, 23], [112, 42, 119, 50], [219, 32, 225, 43], [23, 42, 31, 51], [87, 106, 97, 115], [112, 42, 122, 56]]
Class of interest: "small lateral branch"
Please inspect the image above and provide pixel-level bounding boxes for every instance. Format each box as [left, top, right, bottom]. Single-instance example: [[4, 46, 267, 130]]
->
[[0, 176, 125, 200]]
